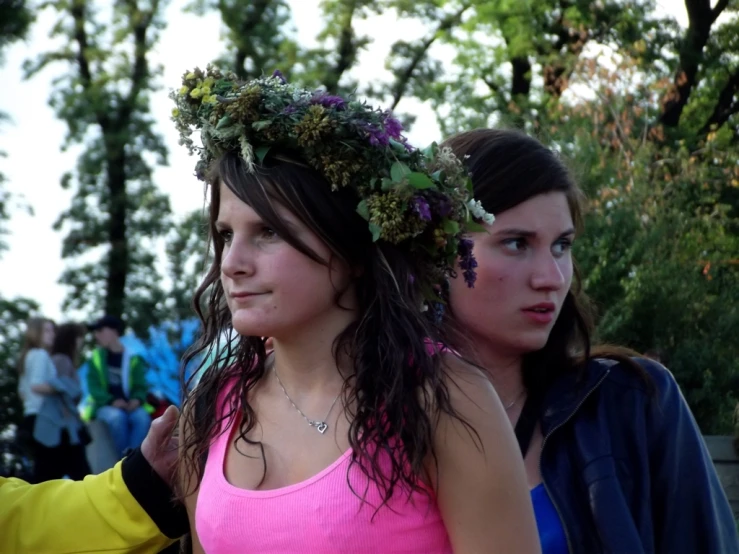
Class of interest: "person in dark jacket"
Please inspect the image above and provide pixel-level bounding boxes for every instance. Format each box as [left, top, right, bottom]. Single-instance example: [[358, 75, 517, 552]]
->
[[441, 128, 738, 554]]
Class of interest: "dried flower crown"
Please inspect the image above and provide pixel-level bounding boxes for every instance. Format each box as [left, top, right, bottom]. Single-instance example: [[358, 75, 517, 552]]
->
[[170, 66, 494, 297]]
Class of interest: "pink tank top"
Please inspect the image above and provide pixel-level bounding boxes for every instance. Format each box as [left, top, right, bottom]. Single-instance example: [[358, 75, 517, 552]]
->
[[195, 382, 452, 553]]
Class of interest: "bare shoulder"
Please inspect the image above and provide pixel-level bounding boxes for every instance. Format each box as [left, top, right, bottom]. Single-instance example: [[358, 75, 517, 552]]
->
[[437, 351, 504, 422], [428, 351, 512, 468], [429, 354, 541, 552]]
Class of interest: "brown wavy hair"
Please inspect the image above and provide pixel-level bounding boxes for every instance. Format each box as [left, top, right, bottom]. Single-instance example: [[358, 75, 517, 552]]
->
[[51, 322, 87, 367], [441, 128, 647, 397], [178, 151, 472, 506]]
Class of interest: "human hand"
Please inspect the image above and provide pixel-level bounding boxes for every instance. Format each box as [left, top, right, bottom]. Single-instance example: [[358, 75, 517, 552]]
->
[[127, 398, 142, 412], [112, 399, 128, 409], [141, 405, 180, 487]]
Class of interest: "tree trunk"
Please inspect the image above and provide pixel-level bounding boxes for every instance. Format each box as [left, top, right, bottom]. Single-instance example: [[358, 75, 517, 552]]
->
[[105, 141, 128, 319], [511, 56, 531, 97]]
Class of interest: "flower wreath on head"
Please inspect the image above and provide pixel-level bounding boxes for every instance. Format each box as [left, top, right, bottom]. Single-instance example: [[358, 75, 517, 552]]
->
[[170, 66, 494, 304]]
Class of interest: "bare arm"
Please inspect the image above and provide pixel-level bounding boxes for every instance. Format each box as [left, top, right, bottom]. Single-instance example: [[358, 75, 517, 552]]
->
[[432, 354, 541, 554], [30, 383, 56, 395]]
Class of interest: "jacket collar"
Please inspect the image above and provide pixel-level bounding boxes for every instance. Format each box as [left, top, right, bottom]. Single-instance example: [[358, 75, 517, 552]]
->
[[540, 358, 615, 437]]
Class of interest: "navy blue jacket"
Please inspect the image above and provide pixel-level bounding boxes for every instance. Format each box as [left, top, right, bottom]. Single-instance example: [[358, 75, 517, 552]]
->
[[539, 357, 738, 553]]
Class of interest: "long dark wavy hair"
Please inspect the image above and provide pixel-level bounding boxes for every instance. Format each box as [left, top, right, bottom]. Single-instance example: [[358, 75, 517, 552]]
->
[[441, 128, 647, 399], [178, 151, 470, 506]]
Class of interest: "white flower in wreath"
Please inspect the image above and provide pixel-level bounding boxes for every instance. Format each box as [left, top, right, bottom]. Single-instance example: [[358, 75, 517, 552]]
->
[[466, 199, 495, 225]]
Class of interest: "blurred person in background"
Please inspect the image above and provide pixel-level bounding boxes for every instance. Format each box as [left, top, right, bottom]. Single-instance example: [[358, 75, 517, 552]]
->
[[39, 321, 93, 479], [16, 317, 64, 483], [85, 315, 152, 458]]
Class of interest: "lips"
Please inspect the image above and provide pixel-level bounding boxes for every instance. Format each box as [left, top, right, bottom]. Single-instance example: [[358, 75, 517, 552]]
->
[[523, 302, 556, 313], [230, 291, 264, 299], [521, 302, 556, 324]]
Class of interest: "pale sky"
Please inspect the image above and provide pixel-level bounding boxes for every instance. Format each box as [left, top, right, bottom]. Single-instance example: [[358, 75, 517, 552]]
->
[[0, 0, 688, 321]]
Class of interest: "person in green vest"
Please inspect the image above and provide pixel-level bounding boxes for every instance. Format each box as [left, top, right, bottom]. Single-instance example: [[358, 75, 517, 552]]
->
[[86, 315, 152, 458]]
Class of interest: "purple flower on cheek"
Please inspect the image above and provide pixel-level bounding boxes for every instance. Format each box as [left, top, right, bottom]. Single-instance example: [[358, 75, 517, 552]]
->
[[412, 197, 432, 221], [457, 238, 478, 288]]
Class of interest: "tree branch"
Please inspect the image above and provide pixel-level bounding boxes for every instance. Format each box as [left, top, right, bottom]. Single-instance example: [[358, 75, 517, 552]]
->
[[482, 75, 499, 93], [510, 56, 531, 97], [699, 66, 739, 135], [233, 0, 271, 76], [120, 0, 155, 125], [541, 0, 590, 97], [389, 4, 470, 110], [323, 0, 360, 94], [69, 0, 92, 88], [69, 0, 110, 131], [659, 0, 714, 127], [711, 0, 730, 24]]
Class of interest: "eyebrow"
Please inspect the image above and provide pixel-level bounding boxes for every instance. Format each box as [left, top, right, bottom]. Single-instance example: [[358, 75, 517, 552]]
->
[[495, 227, 576, 238], [214, 216, 298, 233]]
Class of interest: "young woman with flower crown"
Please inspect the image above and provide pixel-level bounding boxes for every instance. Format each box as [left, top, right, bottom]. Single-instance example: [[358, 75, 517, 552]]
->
[[172, 68, 540, 554]]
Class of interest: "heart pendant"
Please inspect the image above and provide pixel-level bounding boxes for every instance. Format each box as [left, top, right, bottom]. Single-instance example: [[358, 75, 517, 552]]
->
[[316, 422, 328, 434]]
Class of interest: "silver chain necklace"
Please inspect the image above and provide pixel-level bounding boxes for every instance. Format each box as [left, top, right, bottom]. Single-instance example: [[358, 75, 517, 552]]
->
[[273, 366, 341, 435], [504, 389, 526, 411]]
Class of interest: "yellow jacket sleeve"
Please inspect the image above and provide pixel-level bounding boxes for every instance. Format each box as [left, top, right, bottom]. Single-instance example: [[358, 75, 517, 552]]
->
[[0, 457, 181, 554]]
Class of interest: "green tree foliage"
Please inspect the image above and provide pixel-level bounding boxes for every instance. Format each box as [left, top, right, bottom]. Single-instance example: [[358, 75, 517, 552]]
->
[[190, 0, 380, 93], [166, 209, 210, 322], [546, 24, 739, 432], [23, 0, 173, 336], [0, 0, 33, 254], [0, 297, 38, 443], [0, 0, 38, 458], [0, 0, 32, 61], [185, 0, 300, 80]]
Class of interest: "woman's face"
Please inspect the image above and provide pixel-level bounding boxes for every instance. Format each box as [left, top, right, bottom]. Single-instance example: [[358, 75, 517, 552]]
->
[[448, 192, 575, 357], [42, 321, 55, 349], [217, 181, 356, 340]]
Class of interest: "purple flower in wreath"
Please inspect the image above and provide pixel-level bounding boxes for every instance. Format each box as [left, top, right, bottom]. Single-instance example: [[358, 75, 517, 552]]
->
[[272, 69, 286, 83], [364, 123, 390, 147], [457, 237, 478, 288], [431, 302, 446, 324], [382, 113, 403, 139], [436, 197, 452, 217], [412, 196, 432, 221], [281, 104, 298, 115], [311, 93, 347, 110]]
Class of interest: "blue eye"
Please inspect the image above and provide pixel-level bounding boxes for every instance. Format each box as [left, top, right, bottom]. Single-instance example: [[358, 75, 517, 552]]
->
[[502, 238, 527, 252], [552, 238, 573, 256], [259, 226, 278, 240], [218, 229, 233, 243]]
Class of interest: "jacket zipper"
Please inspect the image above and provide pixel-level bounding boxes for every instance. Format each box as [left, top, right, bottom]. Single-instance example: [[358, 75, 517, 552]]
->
[[538, 368, 611, 554]]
